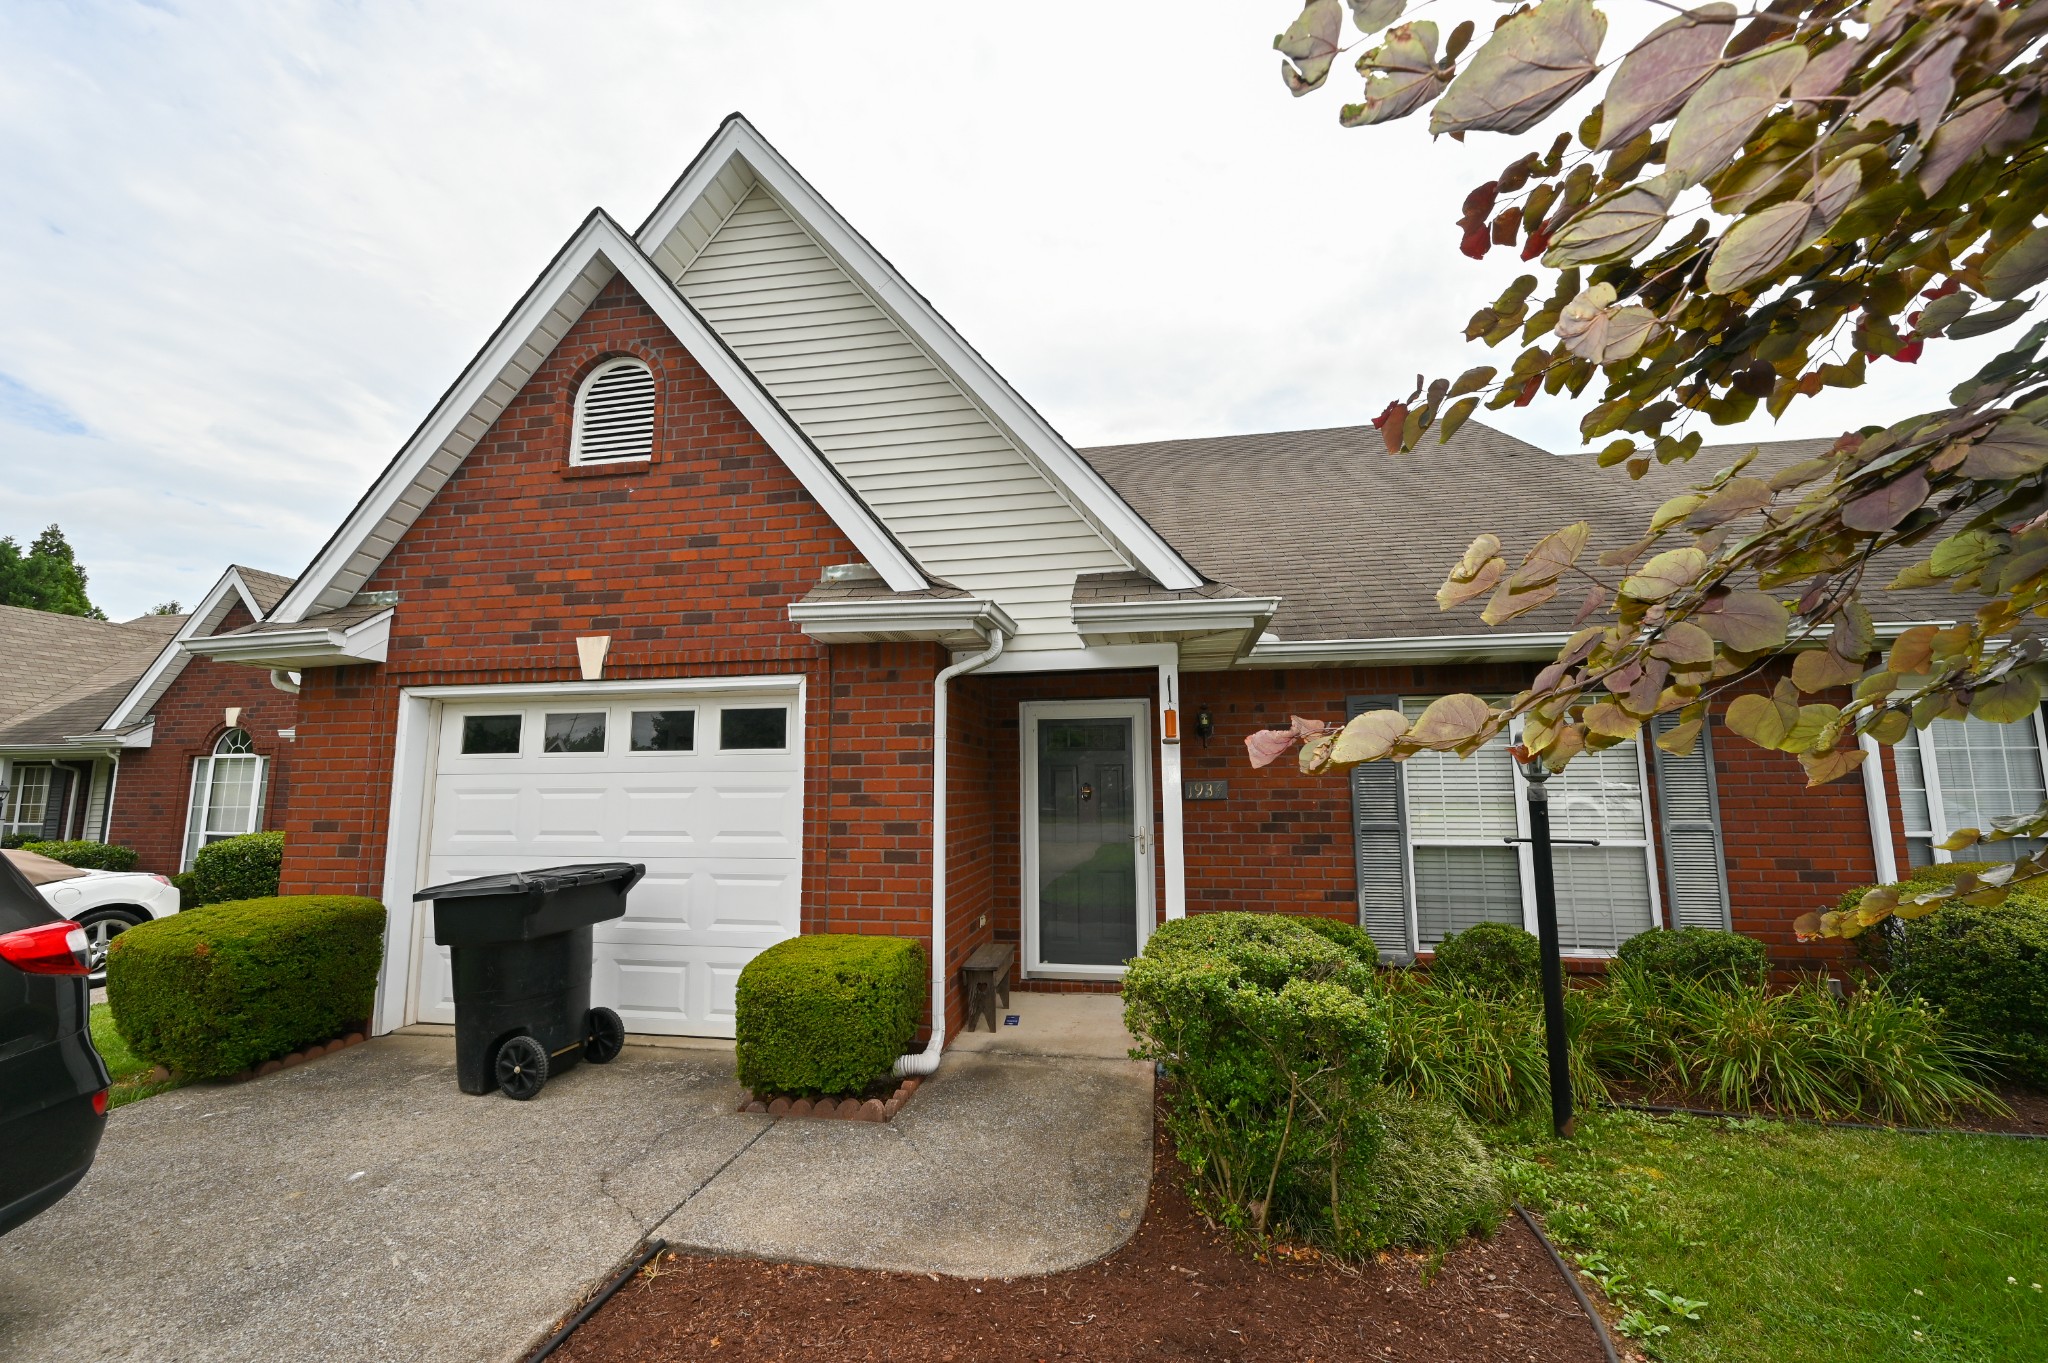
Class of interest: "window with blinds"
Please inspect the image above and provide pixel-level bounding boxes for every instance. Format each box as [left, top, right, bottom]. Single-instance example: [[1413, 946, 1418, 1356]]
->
[[1892, 712, 2048, 869], [570, 357, 657, 465], [1400, 698, 1523, 947], [1387, 698, 1665, 954]]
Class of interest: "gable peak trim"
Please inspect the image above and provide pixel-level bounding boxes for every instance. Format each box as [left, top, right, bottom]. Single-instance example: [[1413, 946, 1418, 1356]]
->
[[635, 114, 1203, 592]]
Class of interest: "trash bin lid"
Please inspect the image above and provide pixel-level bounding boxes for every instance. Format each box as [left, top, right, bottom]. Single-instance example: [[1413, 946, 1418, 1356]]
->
[[413, 862, 646, 902]]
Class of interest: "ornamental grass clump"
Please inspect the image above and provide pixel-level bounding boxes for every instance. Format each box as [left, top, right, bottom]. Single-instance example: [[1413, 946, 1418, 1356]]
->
[[1127, 913, 1500, 1254]]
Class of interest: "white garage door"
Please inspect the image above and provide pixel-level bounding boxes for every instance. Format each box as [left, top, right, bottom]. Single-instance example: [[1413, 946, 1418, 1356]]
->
[[413, 687, 802, 1037]]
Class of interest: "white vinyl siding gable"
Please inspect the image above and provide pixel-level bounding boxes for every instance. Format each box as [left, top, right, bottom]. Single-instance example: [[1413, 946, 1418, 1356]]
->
[[672, 184, 1130, 651]]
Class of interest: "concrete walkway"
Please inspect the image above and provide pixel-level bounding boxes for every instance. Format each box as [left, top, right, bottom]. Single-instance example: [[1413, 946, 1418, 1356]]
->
[[0, 994, 1150, 1363]]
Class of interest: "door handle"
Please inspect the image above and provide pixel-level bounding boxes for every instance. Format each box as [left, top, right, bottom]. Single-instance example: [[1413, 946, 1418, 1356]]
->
[[1131, 829, 1150, 855]]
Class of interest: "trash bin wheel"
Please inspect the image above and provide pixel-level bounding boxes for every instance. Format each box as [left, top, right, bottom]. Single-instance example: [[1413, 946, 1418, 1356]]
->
[[494, 1034, 549, 1100], [585, 1007, 626, 1065]]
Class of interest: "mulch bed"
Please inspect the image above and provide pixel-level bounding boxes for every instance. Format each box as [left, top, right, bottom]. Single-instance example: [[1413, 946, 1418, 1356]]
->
[[1605, 1079, 2048, 1136], [550, 1107, 1610, 1363]]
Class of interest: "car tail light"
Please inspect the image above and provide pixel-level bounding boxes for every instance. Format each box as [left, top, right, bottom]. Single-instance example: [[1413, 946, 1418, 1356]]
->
[[149, 874, 172, 887], [91, 1090, 109, 1116], [0, 921, 95, 975]]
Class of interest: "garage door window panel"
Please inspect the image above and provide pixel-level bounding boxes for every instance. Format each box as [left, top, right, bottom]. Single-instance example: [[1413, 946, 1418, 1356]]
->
[[460, 714, 522, 755], [720, 707, 788, 751], [543, 712, 607, 754], [631, 710, 696, 752]]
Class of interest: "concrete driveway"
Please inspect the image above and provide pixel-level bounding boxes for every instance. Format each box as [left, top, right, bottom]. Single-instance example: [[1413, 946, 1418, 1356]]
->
[[0, 997, 1151, 1363]]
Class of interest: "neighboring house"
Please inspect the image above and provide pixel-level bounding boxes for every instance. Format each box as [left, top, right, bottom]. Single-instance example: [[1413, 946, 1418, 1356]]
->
[[0, 567, 298, 873], [185, 114, 2009, 1045]]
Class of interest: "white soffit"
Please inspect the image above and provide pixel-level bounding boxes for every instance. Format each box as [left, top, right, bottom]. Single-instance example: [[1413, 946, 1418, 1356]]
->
[[270, 212, 927, 625], [634, 114, 1204, 594]]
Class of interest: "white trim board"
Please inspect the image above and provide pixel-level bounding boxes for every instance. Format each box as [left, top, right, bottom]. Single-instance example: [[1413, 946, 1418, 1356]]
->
[[271, 210, 927, 627], [635, 114, 1202, 594]]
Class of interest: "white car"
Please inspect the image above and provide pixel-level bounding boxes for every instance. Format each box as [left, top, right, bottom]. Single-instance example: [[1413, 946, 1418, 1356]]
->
[[0, 850, 180, 979]]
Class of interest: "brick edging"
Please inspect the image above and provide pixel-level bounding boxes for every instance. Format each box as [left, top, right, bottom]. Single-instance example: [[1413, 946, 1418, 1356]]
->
[[737, 1075, 921, 1122]]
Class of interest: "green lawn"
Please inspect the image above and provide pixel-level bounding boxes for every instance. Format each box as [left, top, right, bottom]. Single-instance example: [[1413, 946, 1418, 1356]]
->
[[1497, 1110, 2048, 1363], [89, 1002, 186, 1109]]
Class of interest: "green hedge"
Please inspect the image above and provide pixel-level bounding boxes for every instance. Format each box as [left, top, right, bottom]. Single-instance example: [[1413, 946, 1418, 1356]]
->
[[1615, 926, 1770, 988], [106, 895, 385, 1078], [1124, 913, 1486, 1256], [1292, 914, 1379, 964], [1431, 921, 1540, 997], [15, 839, 139, 872], [1837, 863, 2048, 1087], [735, 934, 925, 1096], [1887, 899, 2048, 1088], [180, 830, 284, 907]]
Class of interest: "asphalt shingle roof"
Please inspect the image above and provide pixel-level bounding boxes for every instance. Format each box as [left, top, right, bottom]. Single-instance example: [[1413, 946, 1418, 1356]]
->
[[1080, 422, 1950, 643], [0, 609, 186, 745]]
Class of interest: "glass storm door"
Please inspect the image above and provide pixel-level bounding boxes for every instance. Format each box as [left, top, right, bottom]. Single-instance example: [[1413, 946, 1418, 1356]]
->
[[1029, 704, 1148, 972]]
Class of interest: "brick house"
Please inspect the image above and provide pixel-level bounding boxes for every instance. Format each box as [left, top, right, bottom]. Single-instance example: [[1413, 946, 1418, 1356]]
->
[[0, 566, 298, 873], [189, 115, 2020, 1050]]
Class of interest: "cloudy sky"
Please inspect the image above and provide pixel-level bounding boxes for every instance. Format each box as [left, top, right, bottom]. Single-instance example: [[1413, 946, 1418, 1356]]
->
[[0, 1, 2010, 619]]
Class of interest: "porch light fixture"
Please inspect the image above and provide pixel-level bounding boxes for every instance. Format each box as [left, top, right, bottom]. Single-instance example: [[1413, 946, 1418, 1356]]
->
[[1193, 707, 1214, 743]]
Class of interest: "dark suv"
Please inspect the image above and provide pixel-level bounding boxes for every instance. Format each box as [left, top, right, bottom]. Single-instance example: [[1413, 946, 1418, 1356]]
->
[[0, 851, 108, 1236]]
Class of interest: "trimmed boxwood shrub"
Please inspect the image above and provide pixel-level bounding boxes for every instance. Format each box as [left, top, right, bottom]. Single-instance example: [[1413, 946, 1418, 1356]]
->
[[16, 839, 139, 872], [1430, 922, 1540, 997], [735, 934, 925, 1096], [1886, 897, 2048, 1088], [1124, 913, 1481, 1255], [1292, 914, 1379, 964], [106, 895, 385, 1078], [182, 830, 284, 907], [1615, 926, 1769, 988]]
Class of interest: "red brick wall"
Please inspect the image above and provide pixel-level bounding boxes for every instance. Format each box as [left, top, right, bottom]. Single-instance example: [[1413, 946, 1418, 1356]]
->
[[274, 275, 950, 1028], [1707, 667, 1876, 969], [109, 600, 298, 874]]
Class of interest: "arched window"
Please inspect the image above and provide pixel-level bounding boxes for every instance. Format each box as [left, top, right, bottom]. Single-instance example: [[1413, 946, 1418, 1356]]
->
[[182, 728, 266, 869], [570, 357, 656, 465]]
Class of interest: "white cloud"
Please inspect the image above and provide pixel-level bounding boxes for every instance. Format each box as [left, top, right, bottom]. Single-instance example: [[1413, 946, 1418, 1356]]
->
[[0, 0, 2002, 616]]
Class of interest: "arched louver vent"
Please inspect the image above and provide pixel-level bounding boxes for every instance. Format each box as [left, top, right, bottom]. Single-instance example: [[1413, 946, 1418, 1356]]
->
[[571, 358, 656, 464]]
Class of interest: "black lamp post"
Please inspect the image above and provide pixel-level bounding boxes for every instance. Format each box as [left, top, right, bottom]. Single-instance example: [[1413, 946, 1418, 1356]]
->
[[1508, 751, 1597, 1139]]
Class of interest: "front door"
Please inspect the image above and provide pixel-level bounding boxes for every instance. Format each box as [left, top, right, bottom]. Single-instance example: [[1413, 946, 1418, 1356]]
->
[[1022, 700, 1153, 977]]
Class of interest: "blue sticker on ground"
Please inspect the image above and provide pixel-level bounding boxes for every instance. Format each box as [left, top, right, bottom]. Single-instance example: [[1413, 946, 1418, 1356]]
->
[[1004, 1015, 1020, 1026]]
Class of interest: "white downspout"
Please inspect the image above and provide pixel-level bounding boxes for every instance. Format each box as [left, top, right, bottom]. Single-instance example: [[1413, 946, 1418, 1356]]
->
[[895, 626, 1006, 1078], [269, 669, 301, 695]]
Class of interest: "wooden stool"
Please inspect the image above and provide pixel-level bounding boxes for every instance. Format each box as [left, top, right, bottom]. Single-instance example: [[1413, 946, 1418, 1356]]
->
[[960, 942, 1015, 1033]]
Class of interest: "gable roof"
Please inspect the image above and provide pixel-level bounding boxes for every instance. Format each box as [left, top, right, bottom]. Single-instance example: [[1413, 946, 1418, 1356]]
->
[[635, 114, 1202, 597], [1080, 423, 1952, 647], [268, 210, 928, 625], [100, 566, 294, 732], [0, 608, 185, 749]]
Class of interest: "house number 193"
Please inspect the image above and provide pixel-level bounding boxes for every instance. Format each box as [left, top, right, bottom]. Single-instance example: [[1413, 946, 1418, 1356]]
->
[[1185, 780, 1229, 801]]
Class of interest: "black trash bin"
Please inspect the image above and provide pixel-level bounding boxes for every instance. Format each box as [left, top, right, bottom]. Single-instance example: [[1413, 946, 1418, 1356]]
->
[[413, 862, 645, 1099]]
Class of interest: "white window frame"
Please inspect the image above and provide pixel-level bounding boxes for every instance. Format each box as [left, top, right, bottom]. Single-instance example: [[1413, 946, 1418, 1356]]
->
[[1890, 710, 2048, 868], [181, 729, 268, 869], [1398, 700, 1664, 956], [569, 355, 656, 466], [2, 761, 53, 841]]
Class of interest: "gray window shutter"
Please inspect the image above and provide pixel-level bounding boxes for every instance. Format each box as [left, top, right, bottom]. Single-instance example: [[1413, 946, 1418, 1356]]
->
[[1348, 695, 1414, 961], [40, 766, 73, 841], [1650, 712, 1731, 931]]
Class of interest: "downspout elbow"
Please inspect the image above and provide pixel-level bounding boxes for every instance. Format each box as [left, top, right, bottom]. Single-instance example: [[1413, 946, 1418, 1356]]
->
[[269, 669, 301, 695], [894, 625, 1006, 1078]]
